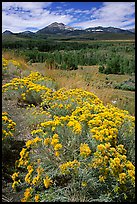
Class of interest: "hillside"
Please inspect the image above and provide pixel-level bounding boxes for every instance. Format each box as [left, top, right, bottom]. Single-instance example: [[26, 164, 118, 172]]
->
[[2, 54, 135, 202]]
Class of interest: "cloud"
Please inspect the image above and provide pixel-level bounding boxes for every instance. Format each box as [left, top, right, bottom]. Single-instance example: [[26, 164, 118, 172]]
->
[[2, 2, 135, 32], [71, 2, 135, 30], [2, 2, 52, 12], [2, 2, 74, 33]]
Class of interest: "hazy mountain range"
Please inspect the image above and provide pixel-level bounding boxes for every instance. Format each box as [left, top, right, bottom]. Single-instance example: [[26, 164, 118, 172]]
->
[[3, 22, 135, 37]]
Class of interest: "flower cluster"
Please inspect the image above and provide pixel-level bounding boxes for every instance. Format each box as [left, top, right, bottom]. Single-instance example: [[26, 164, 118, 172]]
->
[[59, 160, 80, 174], [21, 187, 33, 202], [91, 142, 135, 187], [80, 143, 91, 158], [2, 57, 21, 68], [41, 87, 102, 117], [2, 71, 54, 105], [2, 57, 9, 67], [43, 175, 53, 188], [2, 112, 16, 140], [11, 172, 21, 190], [2, 57, 21, 78]]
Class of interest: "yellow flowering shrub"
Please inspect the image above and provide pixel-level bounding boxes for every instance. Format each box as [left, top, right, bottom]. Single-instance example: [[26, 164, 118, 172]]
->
[[6, 71, 134, 202], [91, 142, 135, 188], [2, 111, 18, 192], [2, 71, 54, 106], [2, 57, 21, 79], [2, 112, 16, 140], [41, 88, 102, 116]]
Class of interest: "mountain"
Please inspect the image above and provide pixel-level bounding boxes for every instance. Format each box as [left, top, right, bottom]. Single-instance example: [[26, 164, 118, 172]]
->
[[36, 22, 74, 35], [46, 22, 74, 31], [3, 30, 13, 35], [35, 23, 134, 36], [85, 26, 133, 34], [17, 30, 35, 37], [2, 23, 135, 41]]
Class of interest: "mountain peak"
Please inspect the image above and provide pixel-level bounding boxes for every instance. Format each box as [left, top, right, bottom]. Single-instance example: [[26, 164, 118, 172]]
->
[[3, 30, 13, 35], [48, 22, 65, 27], [47, 22, 74, 30], [36, 22, 74, 34]]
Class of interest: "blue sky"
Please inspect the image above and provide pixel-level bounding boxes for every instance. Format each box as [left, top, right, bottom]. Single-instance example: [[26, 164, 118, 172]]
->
[[2, 2, 135, 33]]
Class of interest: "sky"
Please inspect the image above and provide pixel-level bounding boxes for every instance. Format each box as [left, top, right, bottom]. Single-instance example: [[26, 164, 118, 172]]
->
[[2, 2, 135, 33]]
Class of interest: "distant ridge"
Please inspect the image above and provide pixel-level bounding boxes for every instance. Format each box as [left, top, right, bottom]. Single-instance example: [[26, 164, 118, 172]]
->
[[128, 28, 135, 33], [2, 22, 135, 36], [85, 26, 133, 34]]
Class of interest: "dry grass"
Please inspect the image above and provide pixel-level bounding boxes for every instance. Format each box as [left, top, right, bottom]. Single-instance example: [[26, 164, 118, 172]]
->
[[2, 51, 30, 71], [32, 63, 135, 116]]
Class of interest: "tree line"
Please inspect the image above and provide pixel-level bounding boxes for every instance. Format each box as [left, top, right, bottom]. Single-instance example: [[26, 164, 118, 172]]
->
[[2, 39, 135, 74]]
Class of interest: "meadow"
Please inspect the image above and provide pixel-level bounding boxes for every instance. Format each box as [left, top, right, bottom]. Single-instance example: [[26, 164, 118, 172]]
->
[[2, 42, 135, 202]]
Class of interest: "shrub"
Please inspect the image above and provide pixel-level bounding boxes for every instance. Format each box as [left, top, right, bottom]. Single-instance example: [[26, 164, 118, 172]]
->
[[2, 57, 21, 79], [2, 71, 54, 106], [2, 112, 16, 141], [98, 65, 105, 73], [2, 112, 16, 178], [114, 81, 135, 91], [11, 86, 135, 202]]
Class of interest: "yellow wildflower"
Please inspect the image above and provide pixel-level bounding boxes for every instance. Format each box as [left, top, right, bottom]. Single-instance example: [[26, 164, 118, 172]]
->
[[81, 181, 87, 187], [26, 140, 33, 148], [73, 121, 82, 134], [54, 143, 62, 151], [23, 187, 32, 200], [99, 175, 106, 182], [53, 133, 59, 139], [12, 181, 19, 190], [35, 194, 40, 202], [11, 172, 19, 181], [33, 137, 42, 143], [51, 138, 59, 146], [32, 176, 39, 185], [119, 173, 126, 184], [25, 174, 31, 184], [54, 151, 60, 157], [44, 138, 50, 145], [43, 176, 53, 188], [80, 143, 91, 157], [97, 144, 105, 151], [126, 161, 135, 170]]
